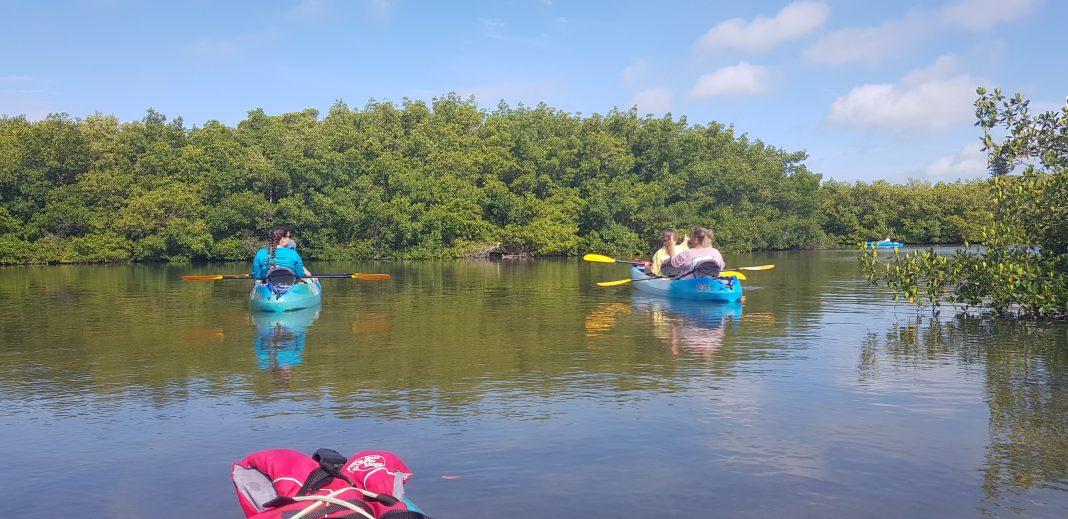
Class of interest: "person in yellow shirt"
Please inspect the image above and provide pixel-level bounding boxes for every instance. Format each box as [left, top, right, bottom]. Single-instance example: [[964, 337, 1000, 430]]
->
[[649, 228, 688, 276]]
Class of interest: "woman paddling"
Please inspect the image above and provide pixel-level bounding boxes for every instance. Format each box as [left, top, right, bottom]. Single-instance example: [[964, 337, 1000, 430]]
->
[[251, 227, 313, 281], [664, 227, 725, 278]]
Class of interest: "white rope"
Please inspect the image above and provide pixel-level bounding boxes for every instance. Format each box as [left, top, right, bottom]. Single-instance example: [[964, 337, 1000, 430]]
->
[[289, 487, 375, 519]]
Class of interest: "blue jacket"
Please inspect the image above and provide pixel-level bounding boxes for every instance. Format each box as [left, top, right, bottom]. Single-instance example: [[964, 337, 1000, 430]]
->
[[251, 247, 306, 280]]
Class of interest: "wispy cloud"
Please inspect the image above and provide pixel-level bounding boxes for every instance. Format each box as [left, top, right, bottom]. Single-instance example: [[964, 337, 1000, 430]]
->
[[926, 141, 987, 178], [288, 0, 330, 22], [620, 58, 649, 87], [184, 28, 283, 61], [479, 18, 506, 30], [632, 87, 674, 114], [827, 56, 982, 132], [185, 37, 242, 59], [804, 14, 929, 65], [693, 1, 829, 55], [0, 75, 43, 83], [806, 0, 1038, 65], [690, 61, 770, 99], [941, 0, 1037, 30]]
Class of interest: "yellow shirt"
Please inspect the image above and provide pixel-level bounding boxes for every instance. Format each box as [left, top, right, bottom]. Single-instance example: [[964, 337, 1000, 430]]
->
[[650, 242, 688, 276]]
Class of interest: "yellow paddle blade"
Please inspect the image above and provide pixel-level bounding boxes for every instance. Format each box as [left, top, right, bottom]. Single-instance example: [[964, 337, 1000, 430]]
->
[[182, 274, 223, 281], [720, 271, 748, 280], [596, 278, 633, 287], [583, 253, 618, 264], [352, 273, 391, 280], [737, 264, 775, 271]]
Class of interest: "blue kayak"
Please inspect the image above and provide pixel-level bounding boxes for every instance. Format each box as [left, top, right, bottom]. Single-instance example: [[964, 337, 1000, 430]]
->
[[866, 241, 904, 248], [630, 266, 744, 302], [249, 279, 322, 312]]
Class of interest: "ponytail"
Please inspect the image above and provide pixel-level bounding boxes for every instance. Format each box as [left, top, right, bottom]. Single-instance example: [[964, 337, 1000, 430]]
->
[[267, 227, 288, 267]]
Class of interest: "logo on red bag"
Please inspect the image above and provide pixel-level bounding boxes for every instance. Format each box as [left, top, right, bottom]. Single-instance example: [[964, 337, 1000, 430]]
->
[[346, 454, 387, 474]]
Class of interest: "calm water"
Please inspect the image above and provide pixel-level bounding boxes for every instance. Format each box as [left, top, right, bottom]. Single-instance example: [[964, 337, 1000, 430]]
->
[[1, 252, 1065, 518]]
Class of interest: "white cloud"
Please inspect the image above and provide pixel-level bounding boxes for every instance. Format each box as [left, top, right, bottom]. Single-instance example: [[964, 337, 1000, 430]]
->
[[941, 0, 1036, 30], [926, 141, 988, 178], [826, 56, 981, 132], [806, 0, 1038, 65], [690, 61, 770, 98], [694, 1, 829, 55], [804, 15, 928, 65], [620, 58, 649, 86], [632, 88, 674, 114]]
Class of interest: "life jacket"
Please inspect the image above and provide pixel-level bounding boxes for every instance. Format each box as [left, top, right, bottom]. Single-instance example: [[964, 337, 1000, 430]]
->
[[231, 448, 429, 519]]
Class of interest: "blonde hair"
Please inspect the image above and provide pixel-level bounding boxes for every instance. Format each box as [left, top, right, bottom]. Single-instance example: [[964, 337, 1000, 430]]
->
[[690, 227, 714, 248]]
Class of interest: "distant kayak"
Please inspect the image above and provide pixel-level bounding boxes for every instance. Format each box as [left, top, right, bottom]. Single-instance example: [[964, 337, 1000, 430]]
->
[[866, 241, 904, 248], [630, 266, 744, 302], [249, 279, 322, 312]]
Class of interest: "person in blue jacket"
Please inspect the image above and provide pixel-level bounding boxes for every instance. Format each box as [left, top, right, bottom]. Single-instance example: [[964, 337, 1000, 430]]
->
[[251, 227, 313, 280]]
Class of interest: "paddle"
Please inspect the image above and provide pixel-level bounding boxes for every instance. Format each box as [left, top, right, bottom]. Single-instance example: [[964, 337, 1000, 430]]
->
[[182, 273, 391, 282], [583, 253, 775, 271], [596, 270, 748, 287], [582, 253, 645, 266]]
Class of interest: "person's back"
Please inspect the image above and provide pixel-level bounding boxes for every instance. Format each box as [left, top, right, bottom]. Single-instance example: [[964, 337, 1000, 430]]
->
[[252, 228, 307, 280], [252, 247, 305, 280], [666, 227, 724, 277]]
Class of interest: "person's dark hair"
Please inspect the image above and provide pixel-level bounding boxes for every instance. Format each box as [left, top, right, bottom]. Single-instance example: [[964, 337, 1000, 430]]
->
[[691, 227, 714, 247], [267, 227, 289, 265]]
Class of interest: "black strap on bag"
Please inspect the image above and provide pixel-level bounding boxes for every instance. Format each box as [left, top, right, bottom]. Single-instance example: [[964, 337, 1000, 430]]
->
[[297, 449, 400, 507]]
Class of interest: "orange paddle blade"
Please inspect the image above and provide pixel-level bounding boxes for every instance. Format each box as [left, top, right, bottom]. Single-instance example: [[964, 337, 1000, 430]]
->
[[352, 273, 391, 280]]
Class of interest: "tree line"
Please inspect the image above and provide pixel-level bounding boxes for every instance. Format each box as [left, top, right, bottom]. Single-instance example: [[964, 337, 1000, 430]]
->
[[0, 95, 991, 264]]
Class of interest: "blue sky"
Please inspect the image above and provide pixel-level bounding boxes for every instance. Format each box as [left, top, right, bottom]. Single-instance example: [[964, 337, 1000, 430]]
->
[[1, 0, 1065, 182]]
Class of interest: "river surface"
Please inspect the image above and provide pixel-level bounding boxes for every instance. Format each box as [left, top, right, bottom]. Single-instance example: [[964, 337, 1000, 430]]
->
[[1, 251, 1065, 518]]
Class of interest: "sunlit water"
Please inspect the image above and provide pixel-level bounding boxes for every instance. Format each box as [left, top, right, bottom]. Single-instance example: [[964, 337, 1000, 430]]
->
[[1, 251, 1065, 518]]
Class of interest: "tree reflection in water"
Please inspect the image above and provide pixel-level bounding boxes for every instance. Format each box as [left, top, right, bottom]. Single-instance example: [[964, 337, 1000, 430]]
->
[[859, 315, 1067, 515]]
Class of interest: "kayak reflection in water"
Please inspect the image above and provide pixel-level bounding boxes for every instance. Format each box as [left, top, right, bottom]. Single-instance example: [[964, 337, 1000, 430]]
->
[[632, 295, 742, 357], [252, 306, 320, 383]]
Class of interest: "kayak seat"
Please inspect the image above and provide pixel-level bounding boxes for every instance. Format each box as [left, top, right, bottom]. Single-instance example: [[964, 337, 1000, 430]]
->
[[265, 268, 300, 299], [692, 260, 722, 278], [672, 258, 722, 280]]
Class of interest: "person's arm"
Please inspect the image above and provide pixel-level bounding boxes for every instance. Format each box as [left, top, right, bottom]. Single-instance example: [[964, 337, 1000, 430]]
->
[[669, 249, 688, 268], [712, 249, 726, 269], [293, 254, 307, 278]]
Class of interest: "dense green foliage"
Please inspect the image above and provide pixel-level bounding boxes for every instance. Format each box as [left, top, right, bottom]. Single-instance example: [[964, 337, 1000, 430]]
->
[[1, 95, 988, 264], [862, 89, 1066, 318]]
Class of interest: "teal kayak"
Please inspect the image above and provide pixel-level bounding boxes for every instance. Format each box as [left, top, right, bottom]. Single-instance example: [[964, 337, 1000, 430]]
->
[[866, 241, 904, 248], [630, 266, 744, 302], [249, 279, 322, 312]]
